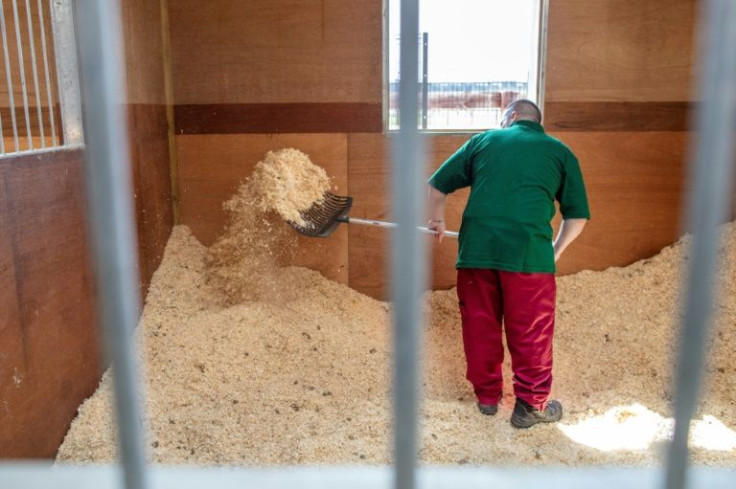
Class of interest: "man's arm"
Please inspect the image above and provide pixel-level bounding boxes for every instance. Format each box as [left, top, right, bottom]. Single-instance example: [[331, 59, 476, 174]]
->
[[553, 218, 587, 262], [427, 184, 448, 242]]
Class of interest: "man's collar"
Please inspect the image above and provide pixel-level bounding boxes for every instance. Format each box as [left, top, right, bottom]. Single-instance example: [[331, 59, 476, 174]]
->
[[511, 119, 545, 133]]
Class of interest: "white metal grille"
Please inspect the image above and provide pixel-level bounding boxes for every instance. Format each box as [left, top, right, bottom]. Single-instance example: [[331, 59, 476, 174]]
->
[[0, 0, 81, 155]]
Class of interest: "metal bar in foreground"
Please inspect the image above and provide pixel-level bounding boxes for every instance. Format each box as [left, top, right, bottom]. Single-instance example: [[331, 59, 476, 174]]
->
[[391, 1, 427, 489], [664, 1, 736, 488], [74, 1, 149, 489]]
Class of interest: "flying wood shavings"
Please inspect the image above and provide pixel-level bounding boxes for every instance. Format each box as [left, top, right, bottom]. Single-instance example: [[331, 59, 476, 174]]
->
[[205, 148, 330, 305], [251, 148, 330, 226]]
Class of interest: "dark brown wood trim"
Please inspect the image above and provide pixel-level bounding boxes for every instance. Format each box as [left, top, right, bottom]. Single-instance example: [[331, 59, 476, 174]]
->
[[175, 103, 383, 134], [544, 102, 694, 132]]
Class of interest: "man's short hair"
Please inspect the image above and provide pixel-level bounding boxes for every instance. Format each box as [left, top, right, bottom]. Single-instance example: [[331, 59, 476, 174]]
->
[[506, 99, 542, 123]]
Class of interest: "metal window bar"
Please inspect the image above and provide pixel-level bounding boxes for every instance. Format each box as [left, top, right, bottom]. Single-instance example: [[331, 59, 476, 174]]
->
[[37, 0, 55, 145], [0, 0, 20, 150], [1, 1, 735, 488], [10, 0, 32, 149], [0, 100, 4, 152], [420, 32, 428, 129], [50, 0, 83, 147], [24, 0, 45, 148]]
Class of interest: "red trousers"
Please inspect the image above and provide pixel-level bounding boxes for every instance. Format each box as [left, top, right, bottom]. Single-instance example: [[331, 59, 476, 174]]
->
[[456, 268, 556, 411]]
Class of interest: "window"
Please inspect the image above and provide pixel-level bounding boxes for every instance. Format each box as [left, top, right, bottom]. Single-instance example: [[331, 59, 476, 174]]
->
[[386, 0, 546, 131], [0, 0, 82, 155]]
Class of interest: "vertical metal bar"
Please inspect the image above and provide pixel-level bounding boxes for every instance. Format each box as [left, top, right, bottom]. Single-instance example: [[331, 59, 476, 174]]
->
[[36, 0, 55, 146], [75, 1, 149, 489], [49, 0, 82, 145], [664, 1, 736, 489], [11, 0, 32, 148], [391, 0, 426, 488], [536, 0, 550, 113], [24, 0, 44, 147], [421, 32, 428, 130], [0, 0, 20, 150], [382, 0, 389, 131]]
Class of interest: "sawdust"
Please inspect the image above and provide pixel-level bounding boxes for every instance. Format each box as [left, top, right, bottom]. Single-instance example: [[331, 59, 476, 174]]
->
[[205, 148, 329, 305], [56, 220, 736, 467], [54, 149, 736, 466], [250, 148, 330, 227]]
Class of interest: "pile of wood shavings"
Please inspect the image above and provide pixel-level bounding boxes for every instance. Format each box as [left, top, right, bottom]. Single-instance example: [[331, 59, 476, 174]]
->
[[55, 150, 736, 466], [56, 221, 736, 467]]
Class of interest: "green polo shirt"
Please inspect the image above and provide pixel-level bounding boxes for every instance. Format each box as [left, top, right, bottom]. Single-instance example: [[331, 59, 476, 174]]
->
[[428, 120, 590, 273]]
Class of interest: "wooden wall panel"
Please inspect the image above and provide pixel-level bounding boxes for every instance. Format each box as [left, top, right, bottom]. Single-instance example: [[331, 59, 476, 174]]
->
[[122, 0, 167, 104], [129, 104, 174, 293], [168, 0, 708, 302], [122, 0, 174, 295], [347, 132, 689, 299], [546, 0, 697, 103], [347, 133, 471, 299], [0, 149, 101, 458], [175, 103, 382, 135], [550, 131, 688, 275], [177, 134, 349, 284], [544, 102, 692, 132], [167, 0, 382, 105], [0, 170, 25, 426]]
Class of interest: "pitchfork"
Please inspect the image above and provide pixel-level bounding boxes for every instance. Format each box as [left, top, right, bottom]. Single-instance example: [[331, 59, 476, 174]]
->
[[287, 191, 459, 239]]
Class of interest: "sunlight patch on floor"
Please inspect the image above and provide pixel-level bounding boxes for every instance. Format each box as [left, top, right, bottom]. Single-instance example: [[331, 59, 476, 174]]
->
[[558, 404, 736, 452]]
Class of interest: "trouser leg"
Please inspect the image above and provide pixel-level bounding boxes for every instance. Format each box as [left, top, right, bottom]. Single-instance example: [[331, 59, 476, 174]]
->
[[499, 271, 556, 411], [456, 268, 504, 405]]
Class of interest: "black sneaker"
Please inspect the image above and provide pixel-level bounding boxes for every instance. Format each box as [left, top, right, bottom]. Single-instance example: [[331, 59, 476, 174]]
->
[[510, 398, 562, 428], [477, 402, 498, 416]]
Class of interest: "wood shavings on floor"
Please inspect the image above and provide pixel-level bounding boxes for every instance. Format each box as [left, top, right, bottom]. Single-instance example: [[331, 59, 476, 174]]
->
[[56, 221, 736, 467], [56, 148, 736, 466]]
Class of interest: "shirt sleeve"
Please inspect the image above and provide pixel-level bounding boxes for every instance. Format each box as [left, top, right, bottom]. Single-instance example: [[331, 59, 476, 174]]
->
[[427, 136, 475, 194], [556, 152, 591, 219]]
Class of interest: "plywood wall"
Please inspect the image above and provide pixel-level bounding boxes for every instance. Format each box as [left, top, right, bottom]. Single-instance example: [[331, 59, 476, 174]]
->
[[169, 0, 382, 105], [0, 149, 101, 458], [544, 0, 697, 278], [169, 0, 710, 300], [0, 0, 174, 458], [545, 0, 696, 104], [123, 0, 175, 294]]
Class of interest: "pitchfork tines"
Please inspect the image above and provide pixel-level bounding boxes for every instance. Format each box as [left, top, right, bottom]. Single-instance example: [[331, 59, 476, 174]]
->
[[289, 192, 353, 237]]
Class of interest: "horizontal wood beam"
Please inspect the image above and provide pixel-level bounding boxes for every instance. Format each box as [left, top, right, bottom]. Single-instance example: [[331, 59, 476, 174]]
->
[[545, 102, 693, 132], [175, 103, 383, 134]]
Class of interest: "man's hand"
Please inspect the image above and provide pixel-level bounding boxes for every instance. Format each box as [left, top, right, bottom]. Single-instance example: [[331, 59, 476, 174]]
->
[[427, 219, 446, 243], [427, 185, 448, 243]]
